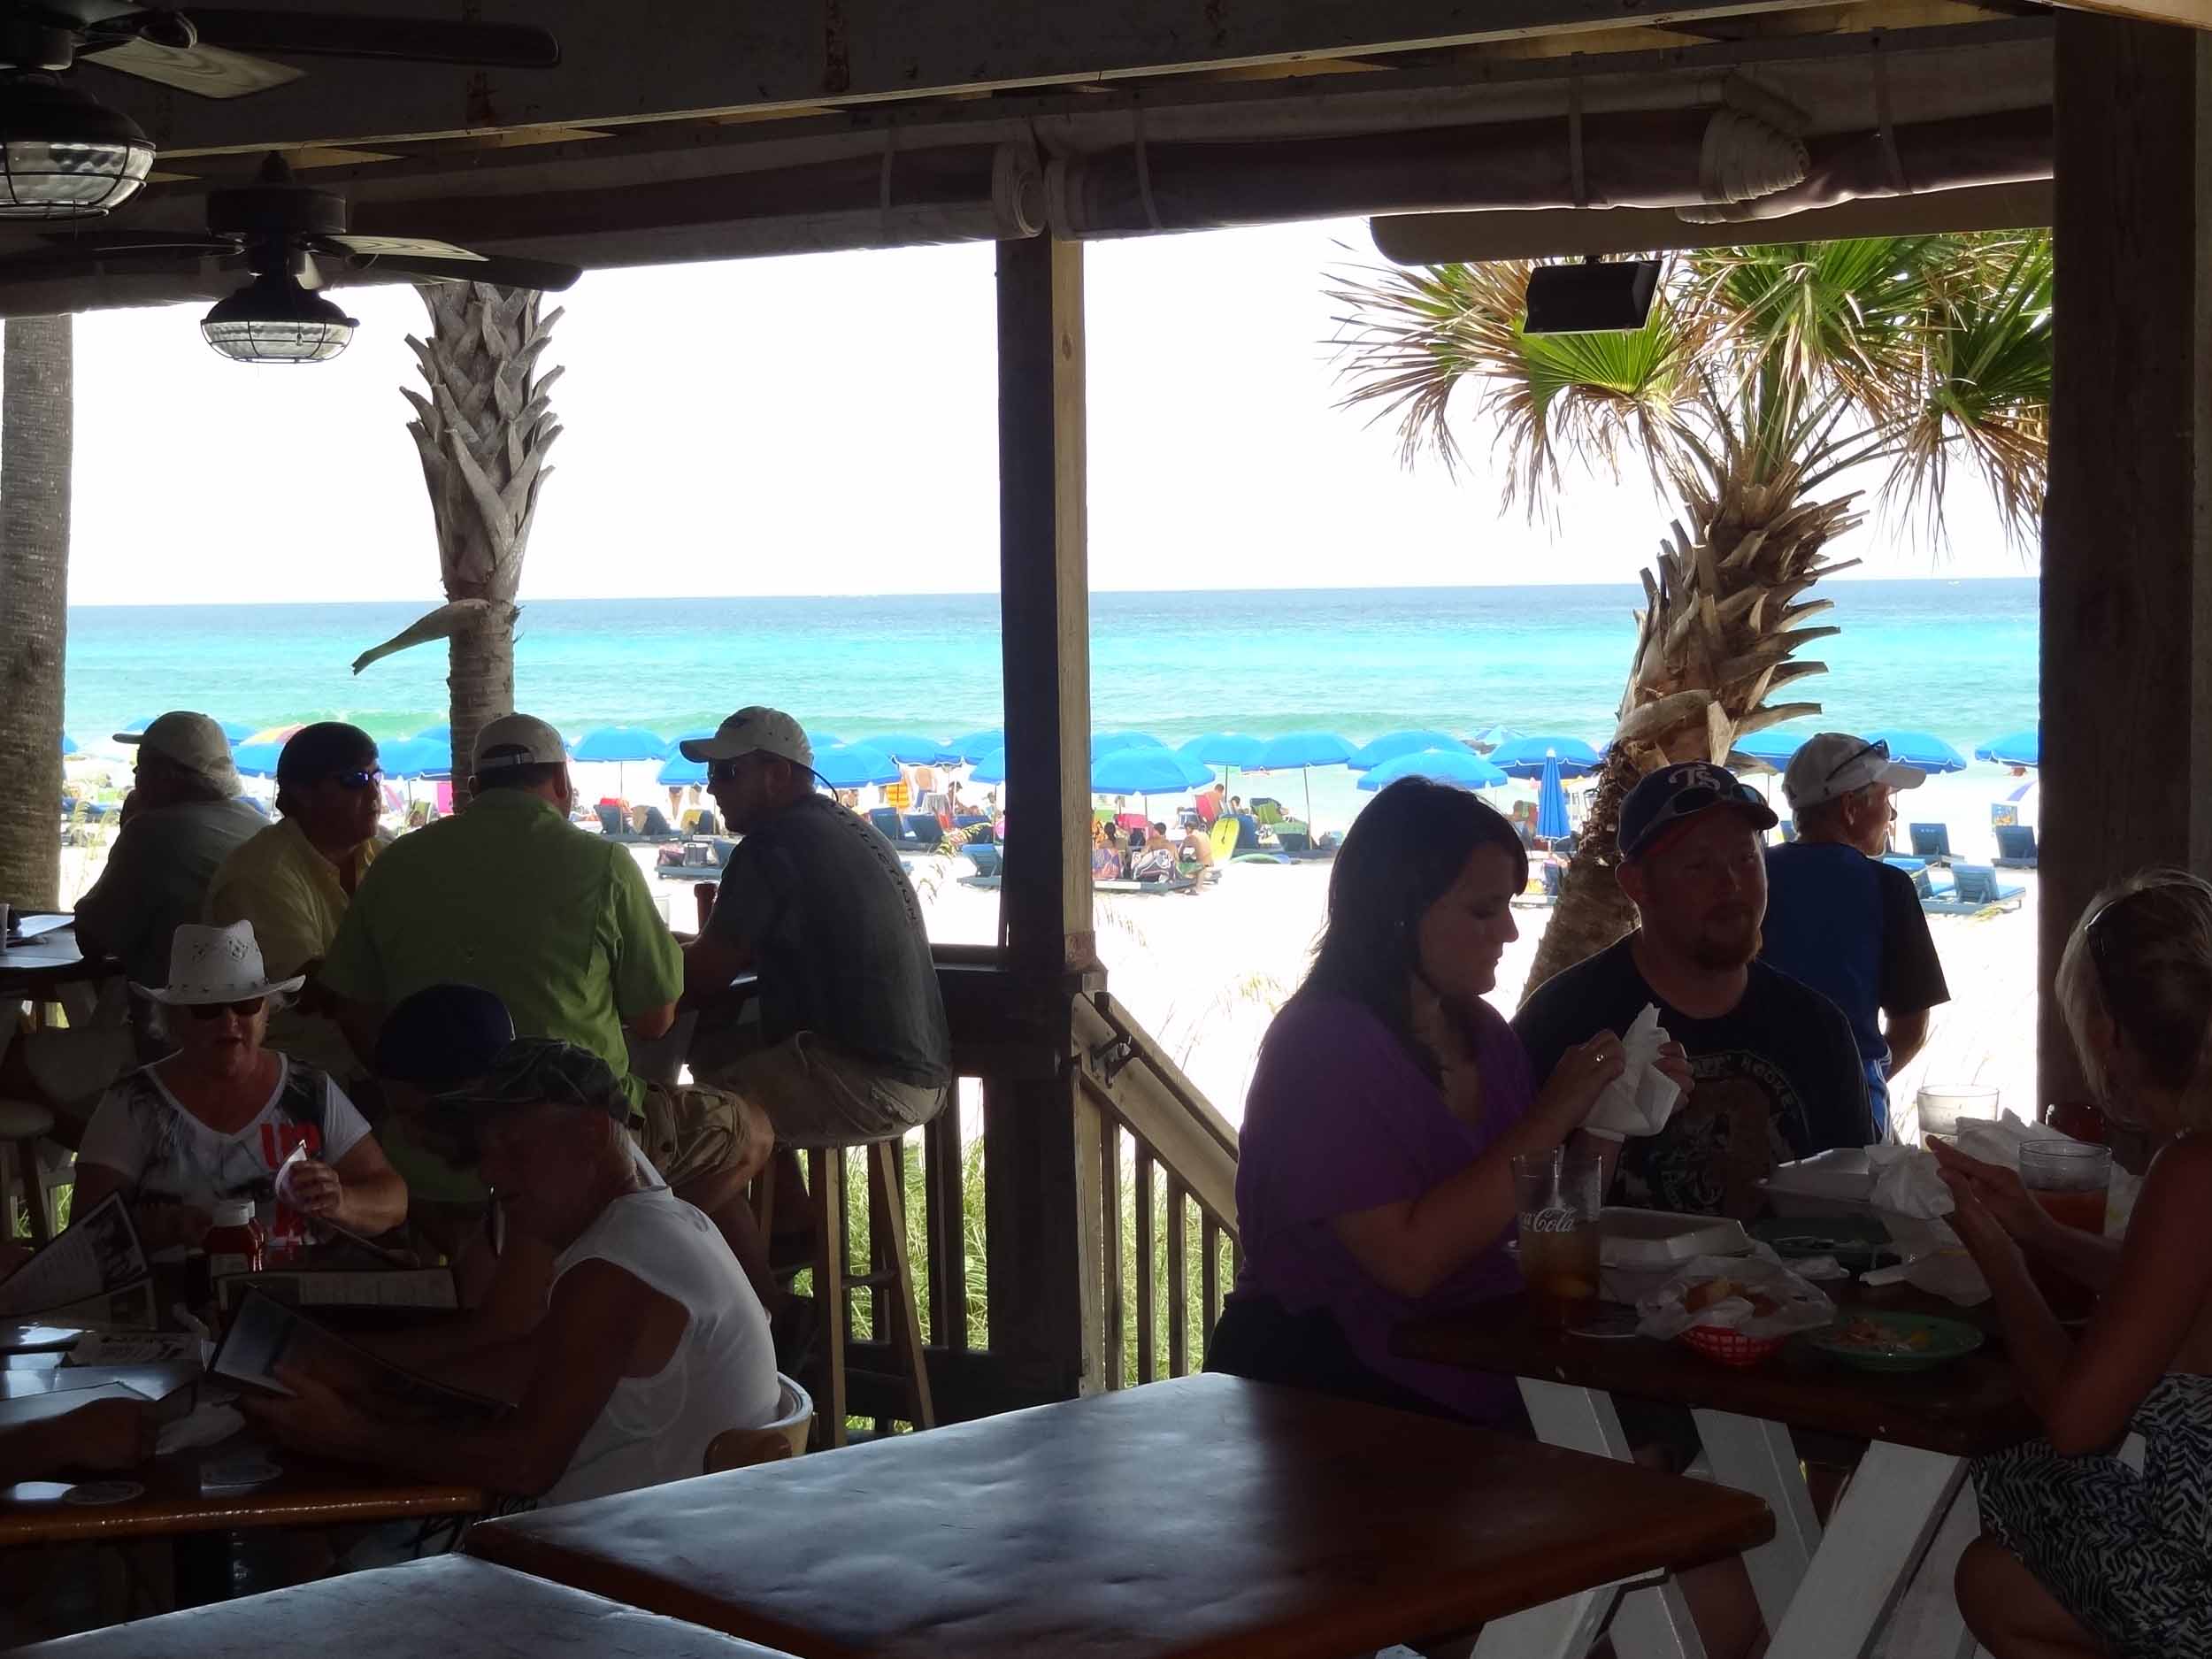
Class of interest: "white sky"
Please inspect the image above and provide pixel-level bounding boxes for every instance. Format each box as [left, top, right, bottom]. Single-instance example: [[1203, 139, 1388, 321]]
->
[[66, 216, 2035, 606]]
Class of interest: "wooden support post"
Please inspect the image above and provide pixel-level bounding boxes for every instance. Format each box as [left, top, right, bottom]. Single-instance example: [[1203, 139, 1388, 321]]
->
[[2042, 16, 2212, 1107], [981, 234, 1105, 1400]]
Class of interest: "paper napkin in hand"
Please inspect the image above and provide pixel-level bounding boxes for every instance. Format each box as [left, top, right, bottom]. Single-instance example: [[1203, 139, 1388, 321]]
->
[[1579, 1002, 1684, 1141]]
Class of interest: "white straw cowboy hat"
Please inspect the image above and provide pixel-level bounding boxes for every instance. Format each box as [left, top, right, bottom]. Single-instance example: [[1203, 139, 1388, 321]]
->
[[133, 920, 304, 1006]]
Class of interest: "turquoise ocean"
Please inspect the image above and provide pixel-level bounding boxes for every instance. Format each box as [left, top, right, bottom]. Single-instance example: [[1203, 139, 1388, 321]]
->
[[63, 578, 2037, 822]]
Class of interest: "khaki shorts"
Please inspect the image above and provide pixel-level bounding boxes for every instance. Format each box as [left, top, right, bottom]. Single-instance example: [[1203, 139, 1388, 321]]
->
[[635, 1080, 770, 1188], [709, 1033, 948, 1149]]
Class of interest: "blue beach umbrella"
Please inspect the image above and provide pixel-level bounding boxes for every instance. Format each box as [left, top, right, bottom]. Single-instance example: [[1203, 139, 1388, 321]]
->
[[950, 727, 1004, 763], [1251, 730, 1355, 833], [1091, 746, 1213, 799], [970, 747, 1009, 787], [1356, 749, 1509, 793], [1729, 729, 1810, 772], [1488, 736, 1602, 780], [1348, 729, 1475, 772], [231, 741, 283, 780], [1536, 756, 1572, 841], [857, 733, 953, 765], [805, 733, 844, 751], [813, 742, 902, 791], [1470, 724, 1523, 752], [1974, 728, 2039, 768], [572, 726, 669, 763], [1090, 730, 1167, 762], [1177, 732, 1266, 769], [378, 736, 451, 781], [657, 729, 715, 787], [59, 733, 78, 757], [1865, 728, 1970, 775]]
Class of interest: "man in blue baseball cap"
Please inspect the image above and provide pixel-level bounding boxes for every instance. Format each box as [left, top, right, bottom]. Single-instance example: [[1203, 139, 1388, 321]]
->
[[1513, 760, 1869, 1218]]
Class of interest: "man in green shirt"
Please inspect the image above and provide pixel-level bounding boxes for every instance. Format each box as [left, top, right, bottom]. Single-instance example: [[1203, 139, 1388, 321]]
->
[[322, 715, 764, 1299]]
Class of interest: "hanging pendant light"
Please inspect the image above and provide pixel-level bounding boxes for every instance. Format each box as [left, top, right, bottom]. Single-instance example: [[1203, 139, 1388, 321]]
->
[[200, 269, 357, 364], [0, 72, 154, 220]]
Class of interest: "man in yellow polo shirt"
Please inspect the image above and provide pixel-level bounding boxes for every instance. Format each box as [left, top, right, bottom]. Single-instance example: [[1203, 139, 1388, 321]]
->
[[205, 723, 385, 1088]]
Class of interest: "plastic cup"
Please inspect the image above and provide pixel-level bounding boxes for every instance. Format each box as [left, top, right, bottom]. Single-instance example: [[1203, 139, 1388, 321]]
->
[[1916, 1085, 1999, 1142], [2018, 1140, 2112, 1237], [1513, 1148, 1602, 1329]]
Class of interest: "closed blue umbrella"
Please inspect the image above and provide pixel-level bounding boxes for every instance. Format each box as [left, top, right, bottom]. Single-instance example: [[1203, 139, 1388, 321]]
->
[[1865, 728, 1970, 775], [1092, 746, 1213, 798], [1090, 730, 1167, 762], [1974, 728, 2039, 768], [572, 726, 669, 763], [1349, 729, 1474, 772], [814, 742, 902, 790], [970, 746, 1009, 787], [950, 727, 1004, 763], [1488, 735, 1602, 780], [857, 733, 953, 764], [1536, 756, 1571, 841], [1356, 749, 1509, 792]]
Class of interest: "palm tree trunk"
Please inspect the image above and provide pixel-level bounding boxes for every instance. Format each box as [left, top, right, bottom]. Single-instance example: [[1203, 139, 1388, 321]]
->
[[1520, 459, 1861, 1002], [0, 316, 71, 910]]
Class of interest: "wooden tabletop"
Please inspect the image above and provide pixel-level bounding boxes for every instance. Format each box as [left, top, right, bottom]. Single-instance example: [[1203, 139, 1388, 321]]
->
[[7, 1554, 796, 1658], [1395, 1281, 2039, 1457], [466, 1373, 1773, 1659], [0, 1429, 488, 1547], [0, 921, 102, 998]]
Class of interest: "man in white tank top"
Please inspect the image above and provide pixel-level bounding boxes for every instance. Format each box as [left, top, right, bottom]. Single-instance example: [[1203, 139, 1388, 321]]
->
[[241, 1041, 780, 1505]]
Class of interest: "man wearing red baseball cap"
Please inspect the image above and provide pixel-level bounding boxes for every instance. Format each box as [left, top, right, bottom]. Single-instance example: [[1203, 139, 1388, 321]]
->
[[1513, 761, 1869, 1218]]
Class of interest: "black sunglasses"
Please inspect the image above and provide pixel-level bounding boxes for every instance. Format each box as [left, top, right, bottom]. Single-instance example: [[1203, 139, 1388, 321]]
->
[[326, 768, 381, 790], [707, 756, 756, 783], [187, 996, 266, 1021], [1823, 739, 1889, 785]]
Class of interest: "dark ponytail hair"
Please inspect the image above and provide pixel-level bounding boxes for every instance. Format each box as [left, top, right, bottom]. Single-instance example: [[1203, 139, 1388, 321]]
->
[[1298, 778, 1528, 1078]]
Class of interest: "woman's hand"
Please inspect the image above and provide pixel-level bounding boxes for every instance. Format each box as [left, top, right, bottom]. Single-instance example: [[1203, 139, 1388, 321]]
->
[[1939, 1167, 2029, 1274], [281, 1158, 346, 1220], [1929, 1138, 2053, 1247], [1533, 1031, 1627, 1132]]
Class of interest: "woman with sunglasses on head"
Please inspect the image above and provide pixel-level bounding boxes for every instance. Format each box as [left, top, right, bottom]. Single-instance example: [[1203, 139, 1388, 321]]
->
[[1930, 872, 2212, 1658], [73, 920, 407, 1256]]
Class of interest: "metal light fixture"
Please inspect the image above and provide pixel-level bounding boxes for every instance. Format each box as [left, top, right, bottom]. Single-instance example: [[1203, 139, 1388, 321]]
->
[[200, 269, 358, 364], [1523, 257, 1663, 335], [0, 73, 154, 220]]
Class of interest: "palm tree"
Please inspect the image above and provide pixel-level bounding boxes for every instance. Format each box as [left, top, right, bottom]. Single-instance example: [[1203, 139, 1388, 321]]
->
[[351, 283, 564, 805], [1330, 235, 2051, 995], [0, 315, 72, 910]]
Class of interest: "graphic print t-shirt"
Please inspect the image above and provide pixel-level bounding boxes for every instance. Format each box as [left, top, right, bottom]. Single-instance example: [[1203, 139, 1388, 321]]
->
[[1512, 936, 1870, 1218], [78, 1056, 370, 1251]]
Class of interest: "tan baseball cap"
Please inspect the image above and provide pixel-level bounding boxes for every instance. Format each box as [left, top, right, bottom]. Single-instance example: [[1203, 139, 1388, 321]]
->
[[117, 711, 240, 793], [472, 712, 569, 776], [679, 707, 813, 771]]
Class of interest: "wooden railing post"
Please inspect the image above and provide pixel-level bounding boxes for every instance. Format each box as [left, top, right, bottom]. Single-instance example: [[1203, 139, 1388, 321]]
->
[[983, 233, 1106, 1400]]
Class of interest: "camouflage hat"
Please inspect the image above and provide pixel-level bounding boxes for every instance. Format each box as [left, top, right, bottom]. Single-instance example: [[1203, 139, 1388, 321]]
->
[[432, 1037, 631, 1125]]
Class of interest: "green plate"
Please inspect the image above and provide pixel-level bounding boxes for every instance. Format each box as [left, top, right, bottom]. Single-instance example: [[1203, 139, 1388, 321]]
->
[[1806, 1310, 1985, 1373]]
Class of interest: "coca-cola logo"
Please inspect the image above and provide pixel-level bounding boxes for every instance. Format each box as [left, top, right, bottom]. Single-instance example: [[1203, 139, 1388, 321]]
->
[[1522, 1206, 1584, 1234]]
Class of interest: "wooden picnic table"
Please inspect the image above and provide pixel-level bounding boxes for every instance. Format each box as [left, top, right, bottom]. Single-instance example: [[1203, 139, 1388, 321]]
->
[[465, 1372, 1773, 1659], [6, 1554, 797, 1658], [0, 919, 106, 1002], [1397, 1280, 2040, 1659]]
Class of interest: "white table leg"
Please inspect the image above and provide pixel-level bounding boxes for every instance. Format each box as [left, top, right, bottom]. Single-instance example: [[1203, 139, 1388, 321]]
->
[[1470, 1584, 1622, 1659], [1691, 1409, 1824, 1632], [1767, 1442, 1967, 1659], [1871, 1480, 1987, 1659]]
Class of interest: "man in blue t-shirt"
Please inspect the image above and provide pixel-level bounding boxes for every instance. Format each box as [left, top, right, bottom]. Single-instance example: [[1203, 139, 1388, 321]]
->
[[1761, 733, 1950, 1135]]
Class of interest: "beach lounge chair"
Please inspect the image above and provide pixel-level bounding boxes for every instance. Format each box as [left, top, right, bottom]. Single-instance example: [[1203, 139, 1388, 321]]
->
[[869, 807, 910, 845], [1952, 864, 2025, 910], [962, 844, 1002, 880], [1881, 855, 1930, 875], [1908, 823, 1954, 863], [904, 813, 949, 849], [1993, 825, 2039, 869], [595, 803, 643, 842]]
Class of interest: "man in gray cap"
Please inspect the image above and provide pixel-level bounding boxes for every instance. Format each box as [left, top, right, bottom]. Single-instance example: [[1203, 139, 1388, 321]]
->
[[73, 710, 265, 990], [682, 707, 951, 1302], [1762, 733, 1951, 1133]]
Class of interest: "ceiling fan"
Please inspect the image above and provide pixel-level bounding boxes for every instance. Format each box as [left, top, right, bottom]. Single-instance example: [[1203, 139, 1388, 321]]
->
[[0, 4, 559, 221], [6, 150, 582, 361]]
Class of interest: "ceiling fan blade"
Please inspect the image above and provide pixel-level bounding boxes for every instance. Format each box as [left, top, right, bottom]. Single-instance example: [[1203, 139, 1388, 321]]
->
[[179, 11, 560, 67], [333, 250, 581, 292], [322, 233, 483, 261], [35, 228, 232, 256], [81, 35, 303, 98]]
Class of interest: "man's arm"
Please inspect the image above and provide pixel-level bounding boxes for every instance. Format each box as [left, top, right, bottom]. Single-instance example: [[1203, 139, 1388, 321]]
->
[[1878, 865, 1948, 1076], [1884, 1007, 1932, 1075], [606, 851, 686, 1027], [69, 826, 142, 966], [682, 930, 753, 1000]]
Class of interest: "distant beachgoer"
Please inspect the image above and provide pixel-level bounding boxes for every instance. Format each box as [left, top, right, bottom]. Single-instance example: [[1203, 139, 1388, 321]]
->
[[1130, 825, 1178, 882], [1210, 777, 1686, 1426], [1513, 762, 1868, 1218], [1180, 820, 1216, 874], [1092, 820, 1124, 879], [680, 707, 951, 1317], [205, 723, 386, 1091], [1233, 802, 1263, 855], [1761, 734, 1950, 1133]]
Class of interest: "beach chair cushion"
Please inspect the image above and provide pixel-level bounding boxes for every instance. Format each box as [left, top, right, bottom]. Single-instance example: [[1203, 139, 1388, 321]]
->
[[1993, 825, 2038, 866], [1909, 823, 1954, 860], [869, 807, 906, 843], [1952, 864, 2024, 906], [903, 813, 945, 847]]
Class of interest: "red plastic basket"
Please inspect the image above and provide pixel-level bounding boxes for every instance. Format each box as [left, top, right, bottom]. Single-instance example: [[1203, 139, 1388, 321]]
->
[[1678, 1325, 1786, 1370]]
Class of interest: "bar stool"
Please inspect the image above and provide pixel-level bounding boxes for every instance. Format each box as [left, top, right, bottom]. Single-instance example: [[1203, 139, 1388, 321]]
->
[[758, 1136, 934, 1448], [0, 1099, 58, 1245]]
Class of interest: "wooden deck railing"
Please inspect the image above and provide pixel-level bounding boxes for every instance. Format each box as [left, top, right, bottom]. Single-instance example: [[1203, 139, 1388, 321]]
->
[[821, 954, 1242, 1428]]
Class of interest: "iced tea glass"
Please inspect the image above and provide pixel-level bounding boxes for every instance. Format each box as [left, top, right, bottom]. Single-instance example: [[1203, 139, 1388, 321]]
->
[[1513, 1148, 1603, 1329], [2018, 1140, 2112, 1237]]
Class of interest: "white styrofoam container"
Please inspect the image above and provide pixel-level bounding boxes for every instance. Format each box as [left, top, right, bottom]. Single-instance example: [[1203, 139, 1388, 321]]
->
[[1757, 1148, 1881, 1217], [1598, 1207, 1753, 1268]]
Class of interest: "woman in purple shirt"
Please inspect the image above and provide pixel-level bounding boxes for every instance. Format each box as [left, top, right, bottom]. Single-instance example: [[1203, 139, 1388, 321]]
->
[[1210, 778, 1662, 1425]]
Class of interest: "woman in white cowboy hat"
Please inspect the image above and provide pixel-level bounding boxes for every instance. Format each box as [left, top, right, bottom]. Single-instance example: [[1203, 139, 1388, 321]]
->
[[73, 920, 407, 1254]]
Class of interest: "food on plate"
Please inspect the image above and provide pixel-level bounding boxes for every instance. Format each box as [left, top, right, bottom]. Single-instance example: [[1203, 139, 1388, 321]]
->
[[1831, 1316, 1935, 1356], [1682, 1277, 1780, 1318]]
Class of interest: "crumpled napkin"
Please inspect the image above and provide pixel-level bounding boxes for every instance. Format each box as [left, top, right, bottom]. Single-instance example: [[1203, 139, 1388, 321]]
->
[[1868, 1143, 1954, 1218], [1580, 1003, 1683, 1141]]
